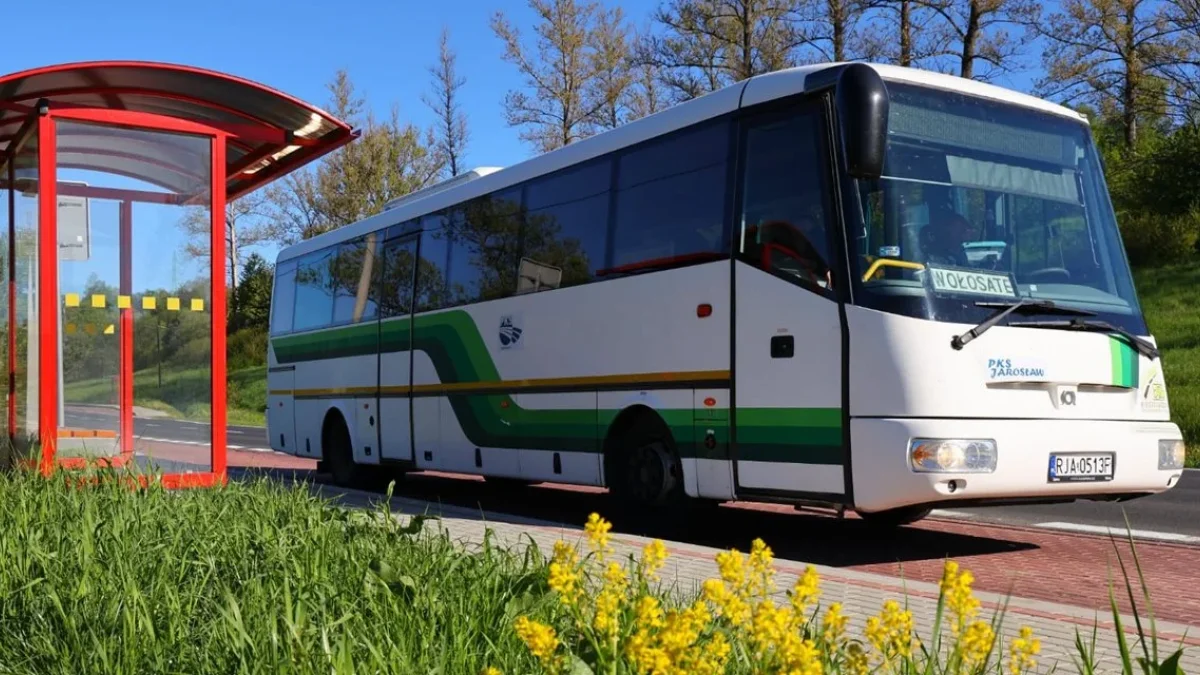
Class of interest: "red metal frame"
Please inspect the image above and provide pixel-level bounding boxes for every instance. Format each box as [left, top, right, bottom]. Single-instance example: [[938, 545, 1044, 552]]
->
[[118, 200, 133, 458], [210, 136, 227, 478], [35, 105, 231, 486], [37, 114, 58, 476], [6, 159, 14, 440]]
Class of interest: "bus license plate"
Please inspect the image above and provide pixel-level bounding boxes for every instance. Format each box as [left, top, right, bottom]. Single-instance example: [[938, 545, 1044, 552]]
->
[[1048, 453, 1115, 483]]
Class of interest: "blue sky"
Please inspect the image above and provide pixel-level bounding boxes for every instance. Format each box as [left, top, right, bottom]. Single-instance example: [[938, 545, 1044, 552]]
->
[[5, 0, 1049, 294]]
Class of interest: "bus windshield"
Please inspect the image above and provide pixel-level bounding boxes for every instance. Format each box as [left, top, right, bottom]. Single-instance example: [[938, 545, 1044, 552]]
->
[[848, 81, 1148, 336]]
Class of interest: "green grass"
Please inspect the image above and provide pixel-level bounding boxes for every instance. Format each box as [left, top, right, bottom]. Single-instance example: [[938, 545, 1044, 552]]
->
[[1135, 263, 1200, 466], [63, 365, 267, 427], [0, 466, 1185, 674], [0, 470, 552, 674]]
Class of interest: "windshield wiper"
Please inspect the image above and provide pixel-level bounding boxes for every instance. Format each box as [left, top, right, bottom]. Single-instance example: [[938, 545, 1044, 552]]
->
[[950, 299, 1096, 351], [1007, 318, 1160, 360]]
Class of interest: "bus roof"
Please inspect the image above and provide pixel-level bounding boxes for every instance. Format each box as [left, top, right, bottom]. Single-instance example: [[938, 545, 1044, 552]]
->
[[276, 62, 1087, 264]]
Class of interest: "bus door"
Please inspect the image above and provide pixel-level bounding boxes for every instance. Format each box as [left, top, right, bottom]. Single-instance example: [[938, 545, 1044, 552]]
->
[[732, 99, 847, 499], [377, 232, 419, 463]]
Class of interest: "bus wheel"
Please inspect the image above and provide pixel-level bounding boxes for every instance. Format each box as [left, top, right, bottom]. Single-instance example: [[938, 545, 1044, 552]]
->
[[857, 505, 931, 528], [614, 419, 683, 508], [323, 413, 361, 488]]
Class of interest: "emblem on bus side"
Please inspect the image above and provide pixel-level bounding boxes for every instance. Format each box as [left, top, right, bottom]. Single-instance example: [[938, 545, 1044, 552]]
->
[[499, 314, 523, 350]]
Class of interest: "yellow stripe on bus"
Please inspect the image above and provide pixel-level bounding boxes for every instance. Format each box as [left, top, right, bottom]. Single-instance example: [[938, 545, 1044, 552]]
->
[[270, 370, 731, 398]]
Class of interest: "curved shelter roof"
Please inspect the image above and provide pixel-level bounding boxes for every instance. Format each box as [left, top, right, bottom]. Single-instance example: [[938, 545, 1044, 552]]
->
[[0, 61, 357, 199]]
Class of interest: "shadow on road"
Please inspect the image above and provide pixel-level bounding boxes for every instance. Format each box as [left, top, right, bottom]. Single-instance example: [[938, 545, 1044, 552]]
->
[[229, 466, 1038, 568]]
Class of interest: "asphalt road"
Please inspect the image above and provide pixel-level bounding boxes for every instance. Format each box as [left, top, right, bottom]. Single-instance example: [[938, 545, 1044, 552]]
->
[[65, 407, 1200, 540]]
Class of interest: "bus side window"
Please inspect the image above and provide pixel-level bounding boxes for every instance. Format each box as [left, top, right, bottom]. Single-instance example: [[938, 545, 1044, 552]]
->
[[610, 121, 730, 271], [417, 215, 450, 312], [293, 249, 335, 332], [270, 260, 297, 335], [738, 108, 834, 293]]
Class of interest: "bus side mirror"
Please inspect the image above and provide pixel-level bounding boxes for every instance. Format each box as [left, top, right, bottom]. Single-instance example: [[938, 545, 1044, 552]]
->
[[835, 63, 889, 180]]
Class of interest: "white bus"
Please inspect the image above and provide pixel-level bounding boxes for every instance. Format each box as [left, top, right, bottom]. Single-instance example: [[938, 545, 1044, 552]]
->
[[266, 62, 1185, 526]]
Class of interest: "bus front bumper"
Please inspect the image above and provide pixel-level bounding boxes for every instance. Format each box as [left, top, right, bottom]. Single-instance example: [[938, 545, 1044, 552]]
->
[[850, 417, 1185, 514]]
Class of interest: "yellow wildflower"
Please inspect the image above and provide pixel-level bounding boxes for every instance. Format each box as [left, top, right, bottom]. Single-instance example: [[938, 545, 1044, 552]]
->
[[961, 619, 996, 669], [780, 634, 823, 675], [593, 561, 629, 640], [940, 559, 981, 635], [750, 600, 794, 658], [626, 628, 670, 675], [480, 668, 502, 675], [865, 600, 916, 661], [585, 512, 613, 558], [514, 616, 560, 671], [689, 630, 732, 675], [715, 548, 747, 592], [547, 540, 582, 608], [634, 595, 666, 630], [1008, 625, 1042, 675], [822, 602, 848, 646], [844, 642, 870, 675], [641, 539, 669, 581], [790, 565, 822, 617], [703, 578, 751, 627], [748, 537, 776, 599]]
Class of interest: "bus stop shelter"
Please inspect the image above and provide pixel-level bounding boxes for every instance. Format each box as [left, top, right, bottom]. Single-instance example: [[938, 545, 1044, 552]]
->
[[0, 61, 355, 486]]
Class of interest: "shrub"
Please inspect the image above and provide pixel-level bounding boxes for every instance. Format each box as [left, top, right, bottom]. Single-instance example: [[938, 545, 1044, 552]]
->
[[1119, 208, 1199, 267], [227, 327, 268, 370]]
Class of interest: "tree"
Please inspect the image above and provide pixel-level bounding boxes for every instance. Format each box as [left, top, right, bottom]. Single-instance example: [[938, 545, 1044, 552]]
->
[[854, 0, 948, 68], [423, 27, 470, 177], [587, 5, 637, 130], [798, 0, 874, 63], [267, 69, 444, 242], [916, 0, 1042, 81], [179, 189, 276, 308], [491, 0, 612, 151], [645, 0, 807, 100], [1036, 0, 1188, 148], [229, 252, 274, 332]]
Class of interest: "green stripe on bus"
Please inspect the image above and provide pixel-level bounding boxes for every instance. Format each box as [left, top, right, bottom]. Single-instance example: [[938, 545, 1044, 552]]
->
[[273, 312, 843, 465], [1110, 337, 1139, 388]]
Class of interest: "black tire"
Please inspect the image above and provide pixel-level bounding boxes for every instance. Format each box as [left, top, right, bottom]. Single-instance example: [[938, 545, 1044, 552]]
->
[[608, 413, 686, 510], [857, 505, 932, 528], [324, 413, 363, 488]]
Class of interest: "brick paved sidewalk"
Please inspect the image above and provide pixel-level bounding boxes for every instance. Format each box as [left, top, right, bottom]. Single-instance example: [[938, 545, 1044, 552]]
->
[[309, 481, 1200, 674]]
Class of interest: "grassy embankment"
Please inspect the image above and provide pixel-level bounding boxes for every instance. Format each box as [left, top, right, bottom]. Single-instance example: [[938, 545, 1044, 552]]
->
[[1134, 263, 1200, 466], [0, 468, 1181, 674], [60, 263, 1198, 463], [63, 365, 266, 427]]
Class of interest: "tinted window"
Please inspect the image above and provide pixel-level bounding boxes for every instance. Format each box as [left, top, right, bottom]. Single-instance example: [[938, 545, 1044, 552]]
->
[[330, 236, 379, 324], [270, 260, 296, 335], [446, 188, 523, 304], [611, 122, 730, 271], [292, 248, 334, 331], [380, 237, 418, 317], [524, 160, 611, 289], [418, 214, 450, 312], [739, 108, 835, 291]]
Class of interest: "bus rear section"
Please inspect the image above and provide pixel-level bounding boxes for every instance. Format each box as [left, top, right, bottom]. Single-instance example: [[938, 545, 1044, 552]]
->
[[266, 259, 297, 455]]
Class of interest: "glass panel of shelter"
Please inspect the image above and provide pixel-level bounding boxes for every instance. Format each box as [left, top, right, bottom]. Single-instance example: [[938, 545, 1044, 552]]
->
[[53, 119, 214, 475]]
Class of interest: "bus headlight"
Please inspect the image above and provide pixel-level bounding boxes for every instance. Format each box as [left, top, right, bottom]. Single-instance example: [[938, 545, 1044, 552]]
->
[[1159, 439, 1185, 470], [909, 439, 997, 473]]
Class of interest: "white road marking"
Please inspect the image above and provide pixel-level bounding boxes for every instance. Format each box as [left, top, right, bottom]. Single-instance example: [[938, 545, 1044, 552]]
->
[[931, 509, 978, 519], [1033, 521, 1200, 544], [132, 436, 276, 454]]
